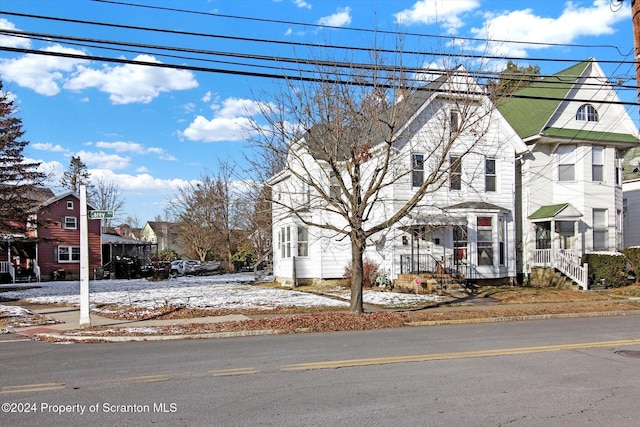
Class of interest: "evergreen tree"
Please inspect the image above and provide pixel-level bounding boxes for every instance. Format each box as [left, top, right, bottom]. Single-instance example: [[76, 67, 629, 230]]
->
[[0, 81, 46, 234], [488, 60, 541, 96], [60, 155, 91, 193]]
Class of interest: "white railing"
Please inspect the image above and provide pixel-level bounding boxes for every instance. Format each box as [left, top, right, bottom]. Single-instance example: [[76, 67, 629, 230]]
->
[[531, 249, 589, 290], [0, 261, 16, 283]]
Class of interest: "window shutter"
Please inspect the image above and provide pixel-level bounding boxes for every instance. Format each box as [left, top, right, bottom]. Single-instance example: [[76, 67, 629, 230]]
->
[[53, 246, 58, 262]]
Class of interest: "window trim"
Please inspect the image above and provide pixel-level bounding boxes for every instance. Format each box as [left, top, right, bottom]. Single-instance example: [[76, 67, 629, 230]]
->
[[450, 155, 462, 190], [477, 216, 493, 266], [62, 216, 78, 230], [576, 104, 599, 122], [411, 153, 424, 188], [485, 158, 496, 192], [297, 226, 309, 258], [66, 201, 74, 210], [57, 246, 80, 263], [592, 146, 604, 182], [558, 145, 576, 182], [593, 208, 608, 251], [280, 226, 291, 259]]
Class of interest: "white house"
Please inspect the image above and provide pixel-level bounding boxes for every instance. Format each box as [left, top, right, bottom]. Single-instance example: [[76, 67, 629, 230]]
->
[[270, 67, 527, 287], [499, 59, 639, 288], [622, 146, 640, 246], [270, 59, 639, 290]]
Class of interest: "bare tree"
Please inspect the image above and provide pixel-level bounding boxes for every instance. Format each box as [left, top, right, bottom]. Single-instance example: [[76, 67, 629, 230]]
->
[[168, 162, 247, 265], [92, 177, 125, 228], [247, 48, 497, 313], [0, 81, 46, 234]]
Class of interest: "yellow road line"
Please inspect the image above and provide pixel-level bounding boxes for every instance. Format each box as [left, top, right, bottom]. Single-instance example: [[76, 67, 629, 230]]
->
[[1, 382, 65, 394], [281, 338, 640, 371], [110, 374, 169, 384], [210, 368, 259, 377]]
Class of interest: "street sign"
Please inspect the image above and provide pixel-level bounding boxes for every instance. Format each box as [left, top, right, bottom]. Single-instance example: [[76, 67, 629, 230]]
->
[[88, 210, 114, 219]]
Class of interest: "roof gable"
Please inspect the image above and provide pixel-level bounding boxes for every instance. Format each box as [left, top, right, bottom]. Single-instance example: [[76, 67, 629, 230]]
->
[[498, 61, 589, 140]]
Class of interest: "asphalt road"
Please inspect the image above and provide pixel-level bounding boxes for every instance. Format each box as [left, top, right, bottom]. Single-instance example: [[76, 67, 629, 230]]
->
[[2, 315, 640, 426]]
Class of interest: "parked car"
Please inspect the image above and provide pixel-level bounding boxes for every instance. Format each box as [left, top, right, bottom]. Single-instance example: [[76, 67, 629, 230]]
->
[[170, 260, 221, 276]]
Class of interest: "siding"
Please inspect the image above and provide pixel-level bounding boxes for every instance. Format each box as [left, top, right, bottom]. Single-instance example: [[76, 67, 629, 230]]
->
[[37, 195, 102, 280]]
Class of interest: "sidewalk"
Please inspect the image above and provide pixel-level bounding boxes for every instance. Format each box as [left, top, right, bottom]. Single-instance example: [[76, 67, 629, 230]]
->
[[13, 305, 252, 340]]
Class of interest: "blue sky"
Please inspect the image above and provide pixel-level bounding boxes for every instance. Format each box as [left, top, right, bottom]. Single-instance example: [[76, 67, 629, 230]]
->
[[0, 0, 636, 225]]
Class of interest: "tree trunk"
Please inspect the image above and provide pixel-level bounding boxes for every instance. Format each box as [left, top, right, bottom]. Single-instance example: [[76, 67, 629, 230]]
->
[[349, 235, 365, 313]]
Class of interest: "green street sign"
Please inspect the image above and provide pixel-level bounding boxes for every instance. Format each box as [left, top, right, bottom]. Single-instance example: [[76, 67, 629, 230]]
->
[[88, 210, 114, 219]]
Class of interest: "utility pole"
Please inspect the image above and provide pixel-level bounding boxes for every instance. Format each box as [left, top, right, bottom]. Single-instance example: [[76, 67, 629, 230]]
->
[[631, 1, 640, 111]]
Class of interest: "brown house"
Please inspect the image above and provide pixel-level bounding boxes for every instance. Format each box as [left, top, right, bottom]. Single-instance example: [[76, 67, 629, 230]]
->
[[35, 192, 102, 281], [1, 190, 102, 282]]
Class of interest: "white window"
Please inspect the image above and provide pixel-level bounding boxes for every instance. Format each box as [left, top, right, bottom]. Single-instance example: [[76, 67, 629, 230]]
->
[[63, 216, 77, 230], [450, 109, 460, 133], [280, 226, 291, 258], [592, 146, 604, 182], [329, 171, 341, 200], [477, 217, 493, 266], [576, 104, 599, 122], [450, 156, 462, 190], [558, 145, 576, 182], [57, 246, 80, 263], [67, 201, 74, 210], [593, 209, 608, 251], [412, 153, 424, 187], [615, 149, 623, 186], [297, 227, 309, 257], [616, 209, 623, 250], [485, 158, 496, 192]]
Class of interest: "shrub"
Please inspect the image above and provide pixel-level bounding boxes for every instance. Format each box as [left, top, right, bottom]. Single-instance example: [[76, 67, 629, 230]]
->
[[621, 247, 640, 280], [344, 258, 380, 288], [583, 252, 627, 288]]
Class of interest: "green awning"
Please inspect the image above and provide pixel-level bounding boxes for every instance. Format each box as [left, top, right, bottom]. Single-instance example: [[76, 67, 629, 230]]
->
[[529, 203, 583, 221]]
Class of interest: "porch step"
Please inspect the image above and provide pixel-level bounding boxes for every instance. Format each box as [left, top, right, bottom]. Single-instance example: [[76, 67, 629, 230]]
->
[[529, 268, 578, 290], [395, 273, 468, 295]]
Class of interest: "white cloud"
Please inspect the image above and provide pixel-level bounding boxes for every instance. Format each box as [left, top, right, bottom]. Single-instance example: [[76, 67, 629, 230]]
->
[[0, 19, 31, 48], [395, 0, 479, 33], [88, 141, 176, 161], [0, 45, 88, 96], [202, 91, 212, 103], [75, 150, 131, 170], [65, 54, 198, 104], [293, 0, 311, 9], [472, 0, 629, 56], [317, 7, 352, 27], [181, 98, 271, 143], [89, 169, 197, 191], [32, 142, 69, 153]]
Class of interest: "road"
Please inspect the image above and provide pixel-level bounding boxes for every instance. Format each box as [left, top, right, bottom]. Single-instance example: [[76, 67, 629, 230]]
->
[[2, 315, 640, 426]]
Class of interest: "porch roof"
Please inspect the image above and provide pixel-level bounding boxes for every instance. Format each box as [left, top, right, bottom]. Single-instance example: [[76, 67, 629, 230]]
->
[[528, 203, 583, 221], [445, 201, 510, 212]]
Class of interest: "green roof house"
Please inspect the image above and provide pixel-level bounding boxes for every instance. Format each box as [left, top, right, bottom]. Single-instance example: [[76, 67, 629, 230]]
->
[[499, 58, 639, 285]]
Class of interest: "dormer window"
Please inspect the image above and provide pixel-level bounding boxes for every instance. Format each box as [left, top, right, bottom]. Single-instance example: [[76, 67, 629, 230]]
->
[[576, 104, 599, 122]]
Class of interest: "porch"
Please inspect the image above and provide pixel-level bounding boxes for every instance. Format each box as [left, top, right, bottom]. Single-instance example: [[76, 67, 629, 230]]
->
[[531, 249, 588, 290], [1, 238, 40, 284], [528, 203, 588, 290]]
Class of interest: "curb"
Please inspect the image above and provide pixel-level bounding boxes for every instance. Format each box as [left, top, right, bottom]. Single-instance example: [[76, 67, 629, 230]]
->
[[19, 309, 640, 342], [406, 310, 640, 326], [27, 329, 278, 342]]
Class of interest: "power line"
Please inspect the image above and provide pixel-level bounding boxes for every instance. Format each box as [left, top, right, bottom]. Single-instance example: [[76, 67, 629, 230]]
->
[[93, 0, 633, 57], [1, 44, 638, 106], [0, 10, 636, 69], [3, 27, 638, 92]]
